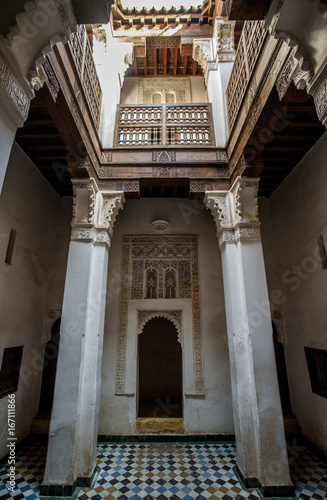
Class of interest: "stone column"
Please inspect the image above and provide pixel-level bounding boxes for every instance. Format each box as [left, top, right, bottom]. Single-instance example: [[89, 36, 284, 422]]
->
[[41, 179, 124, 496], [205, 177, 294, 498]]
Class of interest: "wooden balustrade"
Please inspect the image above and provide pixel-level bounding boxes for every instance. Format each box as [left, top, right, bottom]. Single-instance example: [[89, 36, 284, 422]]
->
[[226, 20, 267, 131], [115, 103, 214, 147], [68, 25, 102, 130]]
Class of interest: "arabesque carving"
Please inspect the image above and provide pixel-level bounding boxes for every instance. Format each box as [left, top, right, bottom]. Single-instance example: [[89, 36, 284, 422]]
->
[[115, 235, 204, 396], [138, 310, 182, 343]]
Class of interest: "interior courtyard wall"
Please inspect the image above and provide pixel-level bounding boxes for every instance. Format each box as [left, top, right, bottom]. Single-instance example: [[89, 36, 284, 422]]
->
[[260, 131, 327, 452], [99, 198, 233, 435], [0, 143, 71, 459]]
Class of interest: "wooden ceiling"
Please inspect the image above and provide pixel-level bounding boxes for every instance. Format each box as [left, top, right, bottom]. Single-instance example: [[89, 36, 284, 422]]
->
[[125, 45, 204, 78], [244, 87, 326, 198], [15, 97, 73, 197]]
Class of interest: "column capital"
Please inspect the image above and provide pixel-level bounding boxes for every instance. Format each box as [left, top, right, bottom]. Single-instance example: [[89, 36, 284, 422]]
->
[[205, 176, 261, 248], [71, 179, 125, 248]]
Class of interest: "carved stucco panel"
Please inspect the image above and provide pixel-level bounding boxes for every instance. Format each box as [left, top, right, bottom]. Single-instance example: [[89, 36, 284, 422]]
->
[[115, 235, 205, 396]]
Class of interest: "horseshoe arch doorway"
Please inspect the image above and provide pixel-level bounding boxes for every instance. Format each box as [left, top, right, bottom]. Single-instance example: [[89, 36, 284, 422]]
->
[[138, 316, 183, 418]]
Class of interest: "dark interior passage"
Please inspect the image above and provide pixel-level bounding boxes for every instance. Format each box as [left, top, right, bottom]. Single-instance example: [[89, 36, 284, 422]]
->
[[138, 317, 183, 418], [273, 322, 292, 416], [38, 318, 61, 415]]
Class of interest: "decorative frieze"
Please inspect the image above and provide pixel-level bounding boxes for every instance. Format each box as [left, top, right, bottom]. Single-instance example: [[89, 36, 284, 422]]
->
[[115, 235, 205, 396]]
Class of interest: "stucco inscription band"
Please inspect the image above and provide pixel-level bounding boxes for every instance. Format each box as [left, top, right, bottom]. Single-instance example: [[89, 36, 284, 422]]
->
[[115, 235, 204, 396]]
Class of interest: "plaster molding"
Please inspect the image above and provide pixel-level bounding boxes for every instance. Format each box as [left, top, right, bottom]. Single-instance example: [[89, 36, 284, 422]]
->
[[137, 310, 182, 343]]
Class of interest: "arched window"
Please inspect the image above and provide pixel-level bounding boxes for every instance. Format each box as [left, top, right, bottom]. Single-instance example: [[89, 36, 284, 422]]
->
[[152, 91, 162, 103], [165, 269, 176, 298], [145, 269, 157, 299], [166, 91, 176, 103]]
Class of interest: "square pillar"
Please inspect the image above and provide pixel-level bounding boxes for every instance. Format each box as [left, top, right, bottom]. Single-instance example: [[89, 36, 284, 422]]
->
[[205, 177, 294, 498], [41, 179, 124, 496]]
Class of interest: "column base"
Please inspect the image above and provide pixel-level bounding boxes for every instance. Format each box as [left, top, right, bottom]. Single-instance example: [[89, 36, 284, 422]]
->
[[40, 466, 100, 497], [234, 465, 296, 499]]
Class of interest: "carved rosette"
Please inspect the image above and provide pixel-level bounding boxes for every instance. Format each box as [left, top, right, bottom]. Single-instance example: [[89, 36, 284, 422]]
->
[[205, 177, 261, 248], [71, 179, 124, 249]]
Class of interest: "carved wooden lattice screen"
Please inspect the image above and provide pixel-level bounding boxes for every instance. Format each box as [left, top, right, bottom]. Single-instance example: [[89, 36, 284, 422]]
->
[[115, 103, 214, 146]]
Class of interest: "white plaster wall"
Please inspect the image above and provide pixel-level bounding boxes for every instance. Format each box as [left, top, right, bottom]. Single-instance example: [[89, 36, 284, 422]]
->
[[190, 76, 208, 103], [120, 76, 208, 104], [0, 143, 71, 458], [0, 107, 17, 195], [260, 132, 327, 452], [99, 198, 233, 435]]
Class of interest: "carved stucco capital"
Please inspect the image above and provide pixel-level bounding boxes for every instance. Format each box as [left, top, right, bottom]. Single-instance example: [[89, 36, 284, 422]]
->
[[71, 181, 125, 247], [96, 191, 125, 237], [205, 177, 261, 248], [193, 39, 216, 80]]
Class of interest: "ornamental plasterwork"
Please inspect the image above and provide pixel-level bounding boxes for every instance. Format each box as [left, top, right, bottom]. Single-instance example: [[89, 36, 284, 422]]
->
[[138, 310, 182, 343], [151, 220, 170, 232], [215, 20, 235, 54], [204, 192, 231, 231], [276, 48, 311, 101], [193, 40, 216, 78], [116, 235, 204, 396], [0, 52, 31, 124], [138, 78, 191, 104], [314, 80, 327, 124]]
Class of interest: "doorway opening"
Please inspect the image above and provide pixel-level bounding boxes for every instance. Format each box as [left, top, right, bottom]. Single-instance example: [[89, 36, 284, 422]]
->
[[138, 316, 183, 418], [272, 322, 292, 415], [38, 318, 61, 415]]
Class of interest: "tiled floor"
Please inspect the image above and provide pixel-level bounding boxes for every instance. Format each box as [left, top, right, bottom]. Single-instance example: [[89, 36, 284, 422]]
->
[[0, 438, 326, 499]]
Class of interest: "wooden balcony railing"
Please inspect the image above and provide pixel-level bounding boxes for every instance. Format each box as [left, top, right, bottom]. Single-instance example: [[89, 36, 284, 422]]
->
[[68, 25, 102, 130], [226, 20, 267, 131], [115, 104, 215, 147]]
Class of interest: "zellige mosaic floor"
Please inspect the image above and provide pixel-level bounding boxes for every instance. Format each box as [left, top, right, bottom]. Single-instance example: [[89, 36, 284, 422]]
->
[[0, 438, 326, 499]]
